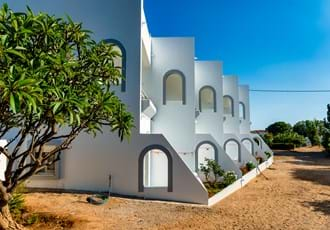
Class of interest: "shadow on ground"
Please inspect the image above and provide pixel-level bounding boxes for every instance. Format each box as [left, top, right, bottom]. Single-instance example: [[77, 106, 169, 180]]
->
[[292, 168, 330, 186], [274, 149, 330, 186], [275, 150, 330, 166], [303, 200, 330, 216]]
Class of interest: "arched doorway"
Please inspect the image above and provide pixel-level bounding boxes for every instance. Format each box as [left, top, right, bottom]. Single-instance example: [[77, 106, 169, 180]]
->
[[224, 139, 241, 162], [242, 138, 254, 155], [138, 145, 173, 192], [195, 141, 218, 171]]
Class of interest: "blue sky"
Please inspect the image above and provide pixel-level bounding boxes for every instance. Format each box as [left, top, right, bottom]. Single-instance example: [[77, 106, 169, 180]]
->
[[145, 0, 330, 129]]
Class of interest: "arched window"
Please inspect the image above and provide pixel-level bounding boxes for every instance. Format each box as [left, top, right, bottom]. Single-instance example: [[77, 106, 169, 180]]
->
[[254, 137, 262, 148], [242, 138, 254, 155], [163, 70, 186, 105], [195, 141, 218, 171], [223, 95, 234, 116], [224, 139, 241, 162], [239, 102, 246, 120], [103, 39, 126, 92], [199, 86, 216, 112], [138, 145, 173, 192]]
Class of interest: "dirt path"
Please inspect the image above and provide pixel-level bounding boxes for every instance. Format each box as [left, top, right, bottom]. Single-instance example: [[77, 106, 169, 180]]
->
[[24, 147, 330, 229]]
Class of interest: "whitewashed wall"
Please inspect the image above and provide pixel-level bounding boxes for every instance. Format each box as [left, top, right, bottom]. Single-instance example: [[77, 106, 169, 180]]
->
[[239, 85, 251, 134], [144, 38, 196, 153], [8, 0, 209, 204], [223, 76, 240, 135], [195, 61, 224, 145]]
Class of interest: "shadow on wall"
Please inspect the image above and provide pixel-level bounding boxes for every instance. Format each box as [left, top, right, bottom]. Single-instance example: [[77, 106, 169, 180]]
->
[[303, 200, 330, 216]]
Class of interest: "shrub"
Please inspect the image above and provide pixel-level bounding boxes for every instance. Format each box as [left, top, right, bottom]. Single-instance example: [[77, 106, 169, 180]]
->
[[200, 159, 224, 184], [272, 132, 306, 148], [246, 161, 256, 171], [266, 122, 292, 135], [9, 183, 26, 219], [264, 151, 272, 158], [223, 171, 237, 186], [262, 133, 273, 146]]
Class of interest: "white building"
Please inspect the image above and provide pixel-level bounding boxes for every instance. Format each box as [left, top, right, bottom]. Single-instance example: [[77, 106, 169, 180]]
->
[[2, 0, 273, 205]]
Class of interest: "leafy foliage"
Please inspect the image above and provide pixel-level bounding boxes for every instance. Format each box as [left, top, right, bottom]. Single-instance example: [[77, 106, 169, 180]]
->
[[246, 161, 256, 171], [322, 104, 330, 153], [272, 132, 306, 147], [200, 158, 224, 184], [266, 122, 292, 135], [262, 133, 273, 146], [264, 151, 272, 159], [0, 3, 133, 202], [293, 120, 323, 146], [222, 171, 237, 186], [8, 183, 26, 219], [200, 160, 237, 197]]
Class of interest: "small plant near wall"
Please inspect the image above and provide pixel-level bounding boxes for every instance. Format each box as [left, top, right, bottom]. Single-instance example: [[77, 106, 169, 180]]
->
[[200, 159, 224, 184], [264, 151, 272, 159], [256, 156, 264, 164], [246, 161, 256, 171], [240, 161, 256, 175], [223, 171, 237, 186], [239, 165, 249, 175], [200, 159, 237, 197]]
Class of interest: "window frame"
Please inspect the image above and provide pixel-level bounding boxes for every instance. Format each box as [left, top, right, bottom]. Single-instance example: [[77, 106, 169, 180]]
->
[[199, 86, 217, 112], [223, 95, 234, 117], [163, 70, 186, 105]]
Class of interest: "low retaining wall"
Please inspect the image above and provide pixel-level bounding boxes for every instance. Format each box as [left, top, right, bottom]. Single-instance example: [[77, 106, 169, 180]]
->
[[208, 156, 274, 207]]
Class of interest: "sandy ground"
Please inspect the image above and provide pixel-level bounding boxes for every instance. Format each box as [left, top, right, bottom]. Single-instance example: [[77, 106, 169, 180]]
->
[[24, 146, 330, 229]]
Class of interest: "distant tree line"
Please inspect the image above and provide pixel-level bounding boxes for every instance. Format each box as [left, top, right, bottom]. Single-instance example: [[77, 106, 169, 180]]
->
[[263, 120, 328, 150], [262, 104, 330, 152]]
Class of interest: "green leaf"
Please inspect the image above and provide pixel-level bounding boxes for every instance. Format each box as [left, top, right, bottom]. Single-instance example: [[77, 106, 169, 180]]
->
[[52, 102, 62, 114], [6, 49, 26, 60], [10, 93, 16, 113]]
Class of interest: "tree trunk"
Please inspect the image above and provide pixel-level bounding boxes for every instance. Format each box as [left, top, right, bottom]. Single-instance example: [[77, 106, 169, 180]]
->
[[0, 205, 23, 230]]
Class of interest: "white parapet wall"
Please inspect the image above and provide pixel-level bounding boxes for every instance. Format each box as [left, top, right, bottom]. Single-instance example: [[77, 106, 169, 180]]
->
[[208, 156, 274, 207]]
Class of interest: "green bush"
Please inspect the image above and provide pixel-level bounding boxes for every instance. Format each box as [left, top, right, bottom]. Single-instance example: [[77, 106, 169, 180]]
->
[[266, 122, 292, 135], [262, 133, 273, 146], [200, 160, 238, 197], [264, 151, 272, 158], [246, 161, 256, 171], [200, 159, 224, 184], [9, 183, 26, 219], [272, 132, 306, 148], [223, 171, 237, 186]]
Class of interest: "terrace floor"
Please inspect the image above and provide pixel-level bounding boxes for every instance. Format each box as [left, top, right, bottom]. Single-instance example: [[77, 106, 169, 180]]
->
[[24, 146, 330, 229]]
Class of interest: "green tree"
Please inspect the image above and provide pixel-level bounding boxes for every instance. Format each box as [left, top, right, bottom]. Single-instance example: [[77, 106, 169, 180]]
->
[[266, 121, 292, 135], [272, 132, 306, 147], [322, 104, 330, 153], [293, 120, 321, 146], [0, 5, 133, 228]]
